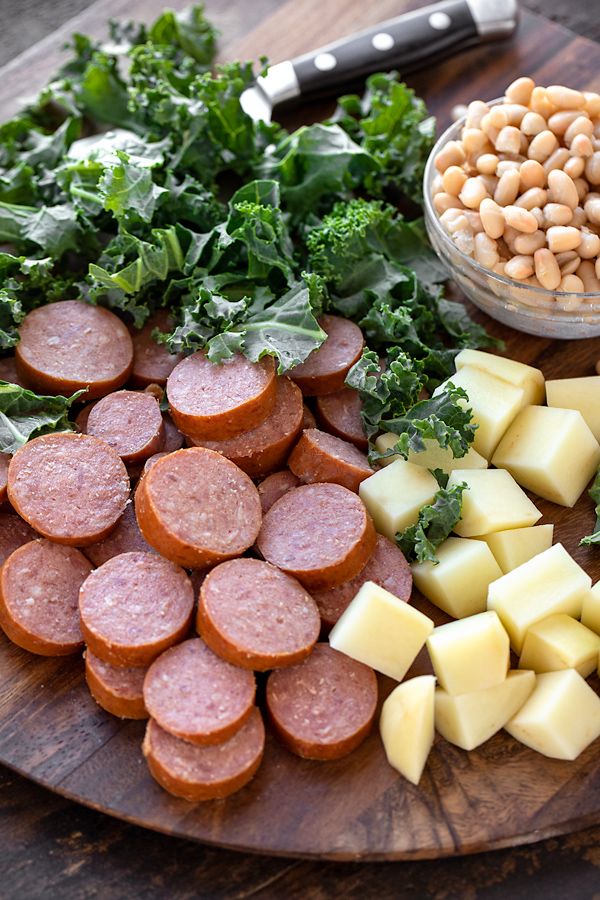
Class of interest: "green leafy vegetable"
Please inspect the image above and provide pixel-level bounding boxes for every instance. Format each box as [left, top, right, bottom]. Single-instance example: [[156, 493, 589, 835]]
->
[[0, 382, 83, 453], [580, 467, 600, 545], [396, 480, 467, 564]]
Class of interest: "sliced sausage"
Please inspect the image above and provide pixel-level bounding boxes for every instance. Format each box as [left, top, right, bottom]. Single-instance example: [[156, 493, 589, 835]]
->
[[143, 638, 256, 745], [258, 470, 301, 514], [79, 551, 194, 667], [143, 708, 265, 801], [288, 428, 373, 493], [0, 512, 38, 565], [162, 413, 184, 452], [0, 355, 30, 388], [189, 376, 303, 477], [141, 452, 169, 478], [256, 482, 376, 590], [86, 390, 164, 465], [316, 386, 367, 450], [85, 649, 148, 719], [15, 300, 133, 399], [197, 558, 320, 671], [266, 643, 377, 760], [74, 401, 96, 433], [302, 405, 317, 429], [313, 535, 413, 633], [130, 310, 184, 387], [8, 433, 129, 546], [135, 447, 262, 568], [167, 352, 277, 441], [288, 315, 364, 396], [0, 539, 92, 655], [84, 498, 155, 567], [0, 454, 9, 503]]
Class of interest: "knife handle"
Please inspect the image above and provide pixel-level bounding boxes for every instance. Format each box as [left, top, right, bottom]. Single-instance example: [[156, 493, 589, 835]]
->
[[257, 0, 518, 109]]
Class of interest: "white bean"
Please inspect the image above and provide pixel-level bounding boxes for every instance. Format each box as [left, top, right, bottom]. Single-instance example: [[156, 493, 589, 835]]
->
[[521, 111, 547, 136], [464, 211, 484, 233], [433, 192, 464, 214], [435, 141, 466, 172], [520, 159, 546, 189], [574, 177, 589, 201], [462, 127, 489, 154], [585, 92, 600, 116], [439, 208, 466, 230], [503, 205, 539, 233], [466, 100, 490, 128], [570, 134, 593, 157], [476, 153, 499, 175], [543, 148, 570, 173], [528, 130, 558, 162], [494, 169, 521, 206], [442, 165, 468, 196], [459, 177, 489, 209], [571, 206, 587, 227], [546, 85, 585, 110], [505, 254, 535, 280], [496, 160, 521, 176], [530, 87, 556, 118], [559, 274, 585, 292], [515, 187, 547, 210], [563, 156, 585, 179], [479, 198, 505, 239], [578, 260, 600, 291], [453, 228, 475, 256], [547, 169, 579, 208], [559, 255, 581, 276], [585, 152, 600, 185], [495, 126, 522, 154], [474, 232, 500, 268], [578, 229, 600, 258], [546, 225, 582, 252], [514, 230, 546, 254], [534, 248, 561, 289], [506, 77, 535, 106], [564, 116, 594, 144]]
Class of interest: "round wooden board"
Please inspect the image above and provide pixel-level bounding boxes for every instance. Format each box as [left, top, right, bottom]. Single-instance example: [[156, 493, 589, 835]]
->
[[3, 336, 600, 864]]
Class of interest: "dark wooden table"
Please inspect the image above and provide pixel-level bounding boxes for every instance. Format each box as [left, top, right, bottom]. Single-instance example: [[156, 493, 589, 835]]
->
[[2, 0, 600, 896]]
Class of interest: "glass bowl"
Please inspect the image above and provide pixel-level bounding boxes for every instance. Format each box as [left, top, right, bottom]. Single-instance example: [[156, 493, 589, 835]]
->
[[423, 111, 600, 339]]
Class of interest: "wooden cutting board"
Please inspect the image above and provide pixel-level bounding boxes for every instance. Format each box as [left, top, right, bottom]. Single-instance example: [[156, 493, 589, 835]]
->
[[2, 0, 600, 862]]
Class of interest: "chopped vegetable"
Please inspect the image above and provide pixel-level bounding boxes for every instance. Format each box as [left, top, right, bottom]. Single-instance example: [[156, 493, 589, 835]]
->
[[396, 479, 467, 564], [580, 466, 600, 545], [0, 382, 82, 453]]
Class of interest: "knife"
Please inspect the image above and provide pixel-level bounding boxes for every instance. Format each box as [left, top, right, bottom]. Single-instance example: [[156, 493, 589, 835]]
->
[[240, 0, 518, 122]]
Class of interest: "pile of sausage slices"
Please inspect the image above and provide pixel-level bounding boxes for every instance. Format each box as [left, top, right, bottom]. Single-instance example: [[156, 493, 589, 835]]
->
[[0, 299, 413, 802]]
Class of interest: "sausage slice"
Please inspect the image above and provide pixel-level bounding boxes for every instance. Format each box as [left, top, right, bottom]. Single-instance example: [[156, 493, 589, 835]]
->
[[0, 512, 38, 565], [0, 355, 30, 388], [162, 414, 184, 452], [79, 551, 194, 667], [316, 387, 367, 450], [288, 315, 364, 396], [85, 650, 148, 719], [167, 352, 277, 441], [143, 708, 265, 801], [74, 401, 96, 433], [257, 470, 301, 514], [84, 499, 155, 567], [15, 300, 133, 398], [135, 447, 262, 568], [302, 405, 317, 429], [266, 643, 377, 760], [0, 539, 92, 655], [130, 311, 184, 387], [288, 428, 373, 493], [8, 433, 130, 546], [197, 558, 320, 670], [86, 390, 164, 465], [313, 535, 413, 632], [190, 376, 303, 477], [256, 483, 376, 590], [143, 638, 256, 745], [0, 454, 9, 504]]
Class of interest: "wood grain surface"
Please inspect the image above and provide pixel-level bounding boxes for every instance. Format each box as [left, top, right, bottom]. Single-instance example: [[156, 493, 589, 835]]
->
[[2, 0, 600, 871]]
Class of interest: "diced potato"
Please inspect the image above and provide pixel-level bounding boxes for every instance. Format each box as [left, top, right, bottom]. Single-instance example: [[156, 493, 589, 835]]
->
[[359, 459, 438, 541], [519, 614, 600, 678], [435, 669, 535, 751], [487, 543, 591, 653], [475, 524, 554, 573], [492, 406, 600, 507], [546, 376, 600, 442], [505, 669, 600, 760], [447, 469, 541, 537], [329, 581, 434, 682], [455, 349, 545, 406], [581, 582, 600, 636], [375, 434, 488, 472], [412, 537, 503, 619], [426, 611, 509, 695], [434, 366, 526, 459], [380, 675, 435, 785]]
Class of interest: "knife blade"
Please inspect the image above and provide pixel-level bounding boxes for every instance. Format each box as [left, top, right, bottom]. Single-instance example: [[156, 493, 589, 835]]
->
[[240, 0, 518, 123]]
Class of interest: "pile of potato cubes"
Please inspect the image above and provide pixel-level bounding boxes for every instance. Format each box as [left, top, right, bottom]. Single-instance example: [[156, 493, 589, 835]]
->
[[328, 349, 600, 785]]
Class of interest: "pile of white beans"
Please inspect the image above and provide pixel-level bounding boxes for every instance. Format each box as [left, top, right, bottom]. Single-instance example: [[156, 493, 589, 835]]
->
[[432, 78, 600, 293]]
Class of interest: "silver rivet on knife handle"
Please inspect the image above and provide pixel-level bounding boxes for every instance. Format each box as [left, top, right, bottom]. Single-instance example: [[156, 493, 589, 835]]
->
[[466, 0, 519, 38]]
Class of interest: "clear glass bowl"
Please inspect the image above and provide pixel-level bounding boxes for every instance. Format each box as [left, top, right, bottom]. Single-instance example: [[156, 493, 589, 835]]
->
[[423, 112, 600, 339]]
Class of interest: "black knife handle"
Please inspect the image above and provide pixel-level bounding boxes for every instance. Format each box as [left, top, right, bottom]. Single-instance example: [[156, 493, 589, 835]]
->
[[291, 0, 478, 97]]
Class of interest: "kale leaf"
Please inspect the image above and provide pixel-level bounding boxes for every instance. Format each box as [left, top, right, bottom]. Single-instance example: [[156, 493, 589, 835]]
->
[[0, 382, 83, 453], [396, 480, 467, 564]]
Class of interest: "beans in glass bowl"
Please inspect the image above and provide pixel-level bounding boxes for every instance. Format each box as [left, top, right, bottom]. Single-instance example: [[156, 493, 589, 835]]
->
[[431, 78, 600, 293]]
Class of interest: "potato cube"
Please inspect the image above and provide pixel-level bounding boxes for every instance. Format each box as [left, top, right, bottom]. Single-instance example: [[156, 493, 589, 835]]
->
[[475, 524, 554, 573], [426, 611, 509, 695], [380, 675, 435, 785], [359, 459, 438, 541], [487, 543, 591, 653], [375, 434, 488, 472], [581, 582, 600, 636], [546, 376, 600, 442], [455, 349, 545, 406], [412, 537, 503, 619], [447, 469, 541, 537], [329, 581, 434, 682], [505, 669, 600, 760], [434, 366, 526, 459], [435, 669, 535, 750], [492, 406, 600, 507], [519, 614, 600, 678]]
